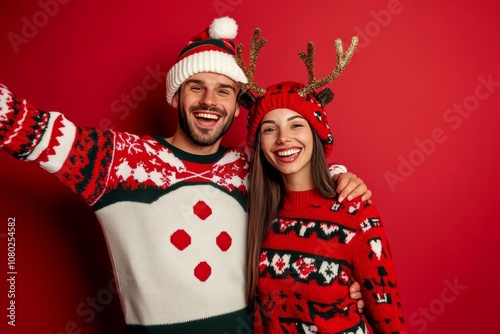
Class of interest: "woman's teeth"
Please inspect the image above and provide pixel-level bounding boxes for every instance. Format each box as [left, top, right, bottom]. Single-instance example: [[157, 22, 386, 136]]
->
[[277, 149, 300, 157]]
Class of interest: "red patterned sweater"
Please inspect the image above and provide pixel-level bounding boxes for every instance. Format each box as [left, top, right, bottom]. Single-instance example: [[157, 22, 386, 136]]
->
[[254, 189, 406, 334], [0, 84, 251, 333]]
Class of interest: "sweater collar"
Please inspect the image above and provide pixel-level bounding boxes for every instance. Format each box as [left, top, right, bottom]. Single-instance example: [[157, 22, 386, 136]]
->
[[282, 188, 329, 211], [154, 135, 228, 163]]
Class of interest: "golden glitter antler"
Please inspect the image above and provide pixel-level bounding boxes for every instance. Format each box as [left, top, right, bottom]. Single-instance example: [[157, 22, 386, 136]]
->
[[297, 36, 358, 97], [235, 28, 267, 96]]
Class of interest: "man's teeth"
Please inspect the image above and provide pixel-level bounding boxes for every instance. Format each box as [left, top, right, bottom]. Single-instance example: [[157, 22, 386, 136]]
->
[[195, 113, 219, 120], [277, 149, 300, 157]]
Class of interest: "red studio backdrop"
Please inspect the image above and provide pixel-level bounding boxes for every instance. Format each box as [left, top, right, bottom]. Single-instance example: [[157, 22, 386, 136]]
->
[[1, 1, 499, 333]]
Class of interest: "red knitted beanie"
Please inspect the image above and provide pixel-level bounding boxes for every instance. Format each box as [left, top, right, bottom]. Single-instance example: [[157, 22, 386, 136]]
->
[[247, 81, 334, 157]]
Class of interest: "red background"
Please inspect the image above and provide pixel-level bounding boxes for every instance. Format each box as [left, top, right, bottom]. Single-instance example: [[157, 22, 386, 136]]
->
[[1, 1, 499, 333]]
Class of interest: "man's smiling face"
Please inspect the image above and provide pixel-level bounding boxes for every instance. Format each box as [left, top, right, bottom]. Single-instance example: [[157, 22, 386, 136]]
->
[[172, 72, 241, 148]]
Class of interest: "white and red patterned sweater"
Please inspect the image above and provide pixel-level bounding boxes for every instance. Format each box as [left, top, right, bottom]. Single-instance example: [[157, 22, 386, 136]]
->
[[0, 84, 251, 333], [254, 189, 407, 334]]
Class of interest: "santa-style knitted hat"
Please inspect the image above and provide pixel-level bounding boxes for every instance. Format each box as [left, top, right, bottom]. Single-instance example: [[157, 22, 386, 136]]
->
[[166, 17, 248, 105], [246, 81, 335, 156]]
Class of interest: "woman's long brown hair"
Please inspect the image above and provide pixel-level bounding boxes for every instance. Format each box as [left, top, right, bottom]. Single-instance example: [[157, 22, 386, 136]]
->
[[246, 126, 337, 305]]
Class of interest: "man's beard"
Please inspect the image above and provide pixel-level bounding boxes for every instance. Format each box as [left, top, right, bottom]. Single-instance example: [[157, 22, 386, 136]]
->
[[178, 104, 236, 146]]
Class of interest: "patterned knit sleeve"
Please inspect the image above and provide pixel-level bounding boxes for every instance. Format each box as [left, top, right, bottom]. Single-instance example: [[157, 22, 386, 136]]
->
[[0, 84, 115, 206], [351, 202, 407, 334]]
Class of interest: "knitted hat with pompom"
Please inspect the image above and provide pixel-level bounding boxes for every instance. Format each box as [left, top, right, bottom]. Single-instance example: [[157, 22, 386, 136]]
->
[[166, 17, 248, 105]]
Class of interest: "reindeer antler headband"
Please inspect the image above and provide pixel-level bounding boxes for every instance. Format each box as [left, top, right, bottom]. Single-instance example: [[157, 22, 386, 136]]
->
[[235, 28, 358, 98], [238, 28, 358, 157]]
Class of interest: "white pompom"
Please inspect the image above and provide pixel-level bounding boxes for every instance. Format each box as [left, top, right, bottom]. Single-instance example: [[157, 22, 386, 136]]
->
[[209, 16, 238, 39]]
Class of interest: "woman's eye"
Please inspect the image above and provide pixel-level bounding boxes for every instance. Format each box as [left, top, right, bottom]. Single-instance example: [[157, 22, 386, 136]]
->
[[262, 127, 275, 133]]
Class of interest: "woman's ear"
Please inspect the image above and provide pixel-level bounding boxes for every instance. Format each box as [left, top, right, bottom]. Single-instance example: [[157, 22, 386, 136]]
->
[[238, 90, 257, 110], [317, 88, 334, 108]]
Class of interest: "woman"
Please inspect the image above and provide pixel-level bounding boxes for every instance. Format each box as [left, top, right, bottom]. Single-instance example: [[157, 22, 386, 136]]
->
[[245, 80, 407, 334]]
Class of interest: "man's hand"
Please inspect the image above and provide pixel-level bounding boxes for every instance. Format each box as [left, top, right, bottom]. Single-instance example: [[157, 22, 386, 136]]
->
[[349, 280, 365, 314], [333, 172, 372, 203]]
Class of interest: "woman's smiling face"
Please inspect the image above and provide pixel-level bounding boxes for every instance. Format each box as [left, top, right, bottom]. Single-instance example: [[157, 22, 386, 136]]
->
[[259, 108, 315, 190]]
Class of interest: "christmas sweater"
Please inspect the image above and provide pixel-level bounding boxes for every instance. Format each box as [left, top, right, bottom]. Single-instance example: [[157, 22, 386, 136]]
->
[[254, 189, 406, 334], [0, 84, 251, 333]]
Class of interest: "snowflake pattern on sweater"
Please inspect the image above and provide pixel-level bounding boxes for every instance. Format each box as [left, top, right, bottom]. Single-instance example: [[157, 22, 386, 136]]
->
[[0, 84, 251, 333], [255, 189, 406, 334]]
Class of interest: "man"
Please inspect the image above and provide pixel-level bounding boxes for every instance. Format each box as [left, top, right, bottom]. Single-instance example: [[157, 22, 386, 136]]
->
[[0, 17, 368, 333]]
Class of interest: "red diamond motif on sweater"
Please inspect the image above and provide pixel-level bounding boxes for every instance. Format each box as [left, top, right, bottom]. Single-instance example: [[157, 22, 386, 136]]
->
[[170, 229, 191, 250], [193, 201, 212, 220], [216, 231, 232, 251], [194, 261, 212, 282]]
